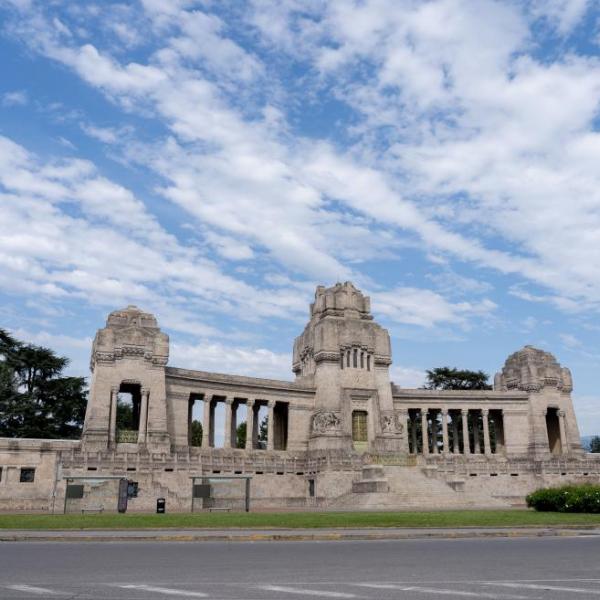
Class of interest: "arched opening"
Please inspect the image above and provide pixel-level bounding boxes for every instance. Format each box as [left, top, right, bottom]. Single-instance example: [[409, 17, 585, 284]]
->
[[116, 382, 141, 443], [188, 394, 204, 447], [546, 407, 562, 454]]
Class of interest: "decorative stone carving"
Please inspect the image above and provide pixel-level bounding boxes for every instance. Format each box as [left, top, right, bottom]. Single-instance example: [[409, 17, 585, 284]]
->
[[381, 412, 404, 434], [381, 414, 395, 433], [394, 412, 405, 434], [494, 346, 573, 393], [311, 411, 341, 434], [90, 305, 169, 371]]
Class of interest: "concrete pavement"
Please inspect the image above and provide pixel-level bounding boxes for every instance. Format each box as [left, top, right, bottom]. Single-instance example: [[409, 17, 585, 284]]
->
[[1, 536, 600, 598]]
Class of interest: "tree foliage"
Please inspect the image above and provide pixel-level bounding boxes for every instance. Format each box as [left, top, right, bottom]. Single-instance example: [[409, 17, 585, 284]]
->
[[190, 420, 203, 447], [590, 436, 600, 453], [258, 416, 268, 448], [424, 367, 492, 391], [236, 421, 246, 448], [0, 328, 87, 439]]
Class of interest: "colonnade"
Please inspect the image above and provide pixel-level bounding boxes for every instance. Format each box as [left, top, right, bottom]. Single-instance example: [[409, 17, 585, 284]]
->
[[407, 408, 505, 456], [195, 395, 286, 451]]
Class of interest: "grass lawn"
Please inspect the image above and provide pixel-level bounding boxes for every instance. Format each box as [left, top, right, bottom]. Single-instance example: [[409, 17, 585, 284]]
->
[[0, 510, 599, 530]]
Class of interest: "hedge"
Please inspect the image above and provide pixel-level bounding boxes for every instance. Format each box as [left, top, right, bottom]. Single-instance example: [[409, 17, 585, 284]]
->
[[526, 484, 600, 513]]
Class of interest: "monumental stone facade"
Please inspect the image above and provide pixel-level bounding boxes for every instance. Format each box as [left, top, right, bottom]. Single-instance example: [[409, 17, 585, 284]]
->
[[1, 282, 599, 513]]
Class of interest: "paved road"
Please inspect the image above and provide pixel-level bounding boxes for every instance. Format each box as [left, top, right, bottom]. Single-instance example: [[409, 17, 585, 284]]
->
[[1, 536, 600, 599]]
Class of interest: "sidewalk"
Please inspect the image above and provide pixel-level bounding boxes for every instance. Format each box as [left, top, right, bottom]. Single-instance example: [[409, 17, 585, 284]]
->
[[2, 525, 600, 542]]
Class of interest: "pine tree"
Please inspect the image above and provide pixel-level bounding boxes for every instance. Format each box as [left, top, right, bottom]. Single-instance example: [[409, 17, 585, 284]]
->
[[424, 367, 492, 390], [0, 329, 87, 439]]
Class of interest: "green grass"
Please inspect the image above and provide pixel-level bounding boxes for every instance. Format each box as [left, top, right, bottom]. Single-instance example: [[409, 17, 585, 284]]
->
[[0, 510, 600, 530]]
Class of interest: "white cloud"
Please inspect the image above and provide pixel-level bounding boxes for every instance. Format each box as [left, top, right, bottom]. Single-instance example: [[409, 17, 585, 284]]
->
[[1, 89, 28, 106], [372, 287, 497, 328], [389, 365, 427, 388], [560, 333, 582, 349], [80, 123, 121, 144], [170, 342, 292, 380]]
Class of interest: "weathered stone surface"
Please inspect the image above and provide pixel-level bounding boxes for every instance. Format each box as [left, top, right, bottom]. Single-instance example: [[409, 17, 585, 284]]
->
[[0, 282, 596, 513]]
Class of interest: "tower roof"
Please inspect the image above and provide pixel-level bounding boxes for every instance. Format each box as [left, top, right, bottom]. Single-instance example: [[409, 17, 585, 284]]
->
[[310, 281, 372, 321]]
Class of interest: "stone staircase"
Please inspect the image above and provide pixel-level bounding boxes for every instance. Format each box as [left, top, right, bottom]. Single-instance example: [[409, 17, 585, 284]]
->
[[352, 464, 389, 493], [331, 464, 508, 510]]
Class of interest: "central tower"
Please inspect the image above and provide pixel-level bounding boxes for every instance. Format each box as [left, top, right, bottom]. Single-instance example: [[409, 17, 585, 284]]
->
[[293, 282, 405, 453]]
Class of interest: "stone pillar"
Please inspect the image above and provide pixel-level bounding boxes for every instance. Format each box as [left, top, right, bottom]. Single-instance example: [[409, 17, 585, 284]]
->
[[473, 411, 481, 454], [202, 396, 211, 449], [245, 399, 255, 450], [432, 410, 439, 454], [558, 410, 568, 455], [441, 409, 449, 455], [421, 409, 429, 455], [109, 386, 118, 446], [452, 415, 459, 453], [482, 408, 491, 455], [461, 409, 470, 455], [267, 400, 276, 451], [137, 388, 149, 445], [411, 413, 418, 454], [224, 398, 233, 448], [252, 403, 260, 449]]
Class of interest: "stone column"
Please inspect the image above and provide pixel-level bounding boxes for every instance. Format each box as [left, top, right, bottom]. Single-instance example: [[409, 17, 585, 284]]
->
[[452, 415, 459, 453], [482, 408, 491, 455], [421, 409, 429, 455], [267, 400, 276, 451], [245, 399, 255, 450], [252, 403, 260, 449], [137, 388, 149, 445], [202, 396, 211, 449], [411, 413, 418, 454], [441, 409, 449, 455], [109, 386, 118, 446], [461, 409, 470, 455], [432, 410, 439, 454], [473, 410, 481, 454], [558, 410, 568, 455], [224, 398, 233, 448]]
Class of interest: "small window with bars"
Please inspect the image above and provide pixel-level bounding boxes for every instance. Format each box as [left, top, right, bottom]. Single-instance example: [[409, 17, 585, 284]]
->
[[352, 410, 368, 442]]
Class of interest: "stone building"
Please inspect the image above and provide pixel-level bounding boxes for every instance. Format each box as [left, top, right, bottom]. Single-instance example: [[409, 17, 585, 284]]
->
[[1, 282, 599, 513]]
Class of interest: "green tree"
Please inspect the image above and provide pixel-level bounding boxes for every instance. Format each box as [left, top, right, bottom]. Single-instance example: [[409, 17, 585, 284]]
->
[[424, 367, 492, 391], [236, 421, 246, 448], [257, 416, 268, 449], [0, 328, 87, 439], [190, 420, 203, 446], [590, 436, 600, 453]]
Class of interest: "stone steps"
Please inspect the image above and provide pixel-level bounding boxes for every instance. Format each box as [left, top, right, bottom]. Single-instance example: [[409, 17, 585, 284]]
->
[[330, 464, 508, 509]]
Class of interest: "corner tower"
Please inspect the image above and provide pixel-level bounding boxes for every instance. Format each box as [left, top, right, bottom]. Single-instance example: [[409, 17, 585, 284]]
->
[[82, 306, 170, 451], [494, 346, 583, 457], [293, 282, 405, 453]]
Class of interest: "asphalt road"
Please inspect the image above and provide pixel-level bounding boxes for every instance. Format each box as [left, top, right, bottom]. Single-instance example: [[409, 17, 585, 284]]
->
[[1, 536, 600, 599]]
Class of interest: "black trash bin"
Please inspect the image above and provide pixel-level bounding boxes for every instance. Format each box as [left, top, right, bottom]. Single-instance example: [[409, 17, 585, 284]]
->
[[156, 498, 166, 514]]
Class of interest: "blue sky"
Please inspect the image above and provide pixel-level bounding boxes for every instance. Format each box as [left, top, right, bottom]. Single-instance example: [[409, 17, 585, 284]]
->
[[1, 0, 600, 435]]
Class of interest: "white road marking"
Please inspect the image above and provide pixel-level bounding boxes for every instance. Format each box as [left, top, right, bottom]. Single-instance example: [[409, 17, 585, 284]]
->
[[117, 584, 208, 597], [6, 585, 61, 595], [356, 583, 534, 598], [261, 585, 357, 598], [487, 582, 600, 594]]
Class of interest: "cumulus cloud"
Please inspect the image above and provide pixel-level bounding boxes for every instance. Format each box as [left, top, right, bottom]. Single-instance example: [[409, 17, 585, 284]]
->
[[170, 342, 292, 380], [1, 89, 28, 106], [373, 287, 497, 328], [0, 0, 599, 431]]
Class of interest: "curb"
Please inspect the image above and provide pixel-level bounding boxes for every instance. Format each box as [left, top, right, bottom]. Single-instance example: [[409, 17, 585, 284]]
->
[[1, 528, 599, 543]]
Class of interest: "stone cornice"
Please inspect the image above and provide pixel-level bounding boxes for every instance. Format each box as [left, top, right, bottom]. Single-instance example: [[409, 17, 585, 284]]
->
[[392, 387, 529, 401], [165, 367, 316, 398]]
